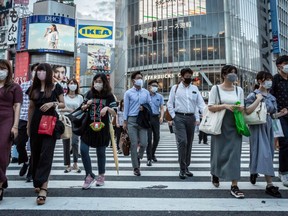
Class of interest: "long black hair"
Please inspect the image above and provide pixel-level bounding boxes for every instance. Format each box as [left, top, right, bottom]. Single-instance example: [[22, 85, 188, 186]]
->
[[29, 63, 54, 100]]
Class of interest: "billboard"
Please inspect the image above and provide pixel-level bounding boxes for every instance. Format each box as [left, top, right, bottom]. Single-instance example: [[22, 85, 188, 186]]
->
[[26, 15, 75, 53], [7, 8, 19, 45], [77, 19, 114, 46], [14, 52, 30, 84], [0, 0, 13, 12], [270, 0, 281, 54], [14, 0, 29, 5], [87, 45, 111, 73], [139, 0, 206, 24]]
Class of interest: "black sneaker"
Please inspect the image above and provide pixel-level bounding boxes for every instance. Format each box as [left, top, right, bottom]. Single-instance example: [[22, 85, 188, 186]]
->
[[231, 185, 245, 198], [152, 156, 158, 162], [179, 171, 186, 179], [19, 163, 29, 177], [250, 174, 258, 185], [133, 168, 141, 176], [185, 169, 193, 177], [212, 175, 220, 188], [147, 160, 152, 166], [265, 186, 282, 198]]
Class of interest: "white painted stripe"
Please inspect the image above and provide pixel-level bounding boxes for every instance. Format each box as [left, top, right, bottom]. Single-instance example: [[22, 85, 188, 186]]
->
[[5, 170, 281, 177], [7, 180, 288, 190], [0, 197, 287, 211], [8, 162, 279, 169]]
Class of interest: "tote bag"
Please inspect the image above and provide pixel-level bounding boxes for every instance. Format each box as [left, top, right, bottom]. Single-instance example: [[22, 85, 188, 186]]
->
[[244, 101, 267, 125], [199, 85, 226, 135]]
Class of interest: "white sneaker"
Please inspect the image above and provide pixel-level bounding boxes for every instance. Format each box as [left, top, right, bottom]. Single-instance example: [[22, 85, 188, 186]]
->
[[280, 174, 288, 187]]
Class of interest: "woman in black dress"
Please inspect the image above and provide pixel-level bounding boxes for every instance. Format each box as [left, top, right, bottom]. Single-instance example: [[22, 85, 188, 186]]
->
[[27, 63, 65, 205]]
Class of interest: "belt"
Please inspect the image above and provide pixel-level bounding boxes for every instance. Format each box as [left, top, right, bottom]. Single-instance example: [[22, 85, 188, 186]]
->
[[175, 112, 194, 116]]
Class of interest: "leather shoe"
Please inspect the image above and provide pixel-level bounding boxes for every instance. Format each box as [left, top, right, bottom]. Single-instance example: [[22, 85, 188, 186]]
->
[[19, 163, 29, 177], [133, 168, 141, 176], [179, 171, 186, 179], [147, 160, 152, 166], [152, 156, 157, 162], [185, 170, 193, 177], [26, 174, 32, 182], [250, 174, 258, 185]]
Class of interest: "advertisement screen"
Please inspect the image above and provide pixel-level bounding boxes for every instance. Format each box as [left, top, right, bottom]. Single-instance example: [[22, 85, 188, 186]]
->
[[27, 15, 75, 53], [0, 0, 13, 12], [139, 0, 206, 24], [87, 45, 111, 73]]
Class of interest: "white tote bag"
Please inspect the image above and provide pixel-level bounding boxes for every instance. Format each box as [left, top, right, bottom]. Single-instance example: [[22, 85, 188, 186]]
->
[[244, 102, 267, 125], [199, 107, 226, 135]]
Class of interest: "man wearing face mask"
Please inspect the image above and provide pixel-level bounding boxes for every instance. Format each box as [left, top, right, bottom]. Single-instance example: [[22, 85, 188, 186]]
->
[[167, 68, 205, 179], [271, 55, 288, 187], [146, 80, 164, 166], [123, 71, 151, 176], [15, 63, 39, 182]]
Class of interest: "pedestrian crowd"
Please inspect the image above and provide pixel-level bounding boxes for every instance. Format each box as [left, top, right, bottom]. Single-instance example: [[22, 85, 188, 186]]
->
[[0, 55, 288, 205]]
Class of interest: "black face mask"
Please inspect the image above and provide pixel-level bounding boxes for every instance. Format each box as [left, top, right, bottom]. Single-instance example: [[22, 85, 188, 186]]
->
[[183, 78, 192, 84]]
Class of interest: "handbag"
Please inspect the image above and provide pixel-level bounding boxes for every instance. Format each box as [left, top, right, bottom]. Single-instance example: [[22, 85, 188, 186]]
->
[[199, 85, 226, 135], [244, 101, 267, 125], [60, 115, 72, 139], [234, 102, 251, 137], [89, 99, 105, 132], [66, 103, 89, 136], [272, 118, 284, 137], [120, 130, 130, 156], [38, 115, 57, 136]]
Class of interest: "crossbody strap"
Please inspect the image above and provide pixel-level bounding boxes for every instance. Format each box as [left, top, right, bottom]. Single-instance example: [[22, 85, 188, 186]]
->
[[173, 84, 179, 108], [216, 85, 222, 105], [93, 99, 102, 123]]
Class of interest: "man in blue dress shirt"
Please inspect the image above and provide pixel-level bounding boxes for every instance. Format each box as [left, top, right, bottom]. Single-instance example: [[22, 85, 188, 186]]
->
[[123, 71, 151, 176], [146, 80, 164, 166]]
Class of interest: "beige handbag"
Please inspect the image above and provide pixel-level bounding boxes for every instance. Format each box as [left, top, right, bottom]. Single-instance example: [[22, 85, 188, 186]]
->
[[60, 115, 73, 139], [244, 101, 267, 125]]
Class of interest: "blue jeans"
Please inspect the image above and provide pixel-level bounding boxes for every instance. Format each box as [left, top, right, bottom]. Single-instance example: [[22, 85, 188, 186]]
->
[[80, 141, 106, 178], [279, 117, 288, 174]]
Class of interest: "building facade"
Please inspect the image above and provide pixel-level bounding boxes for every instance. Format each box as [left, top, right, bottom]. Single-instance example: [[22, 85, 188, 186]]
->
[[116, 0, 269, 100]]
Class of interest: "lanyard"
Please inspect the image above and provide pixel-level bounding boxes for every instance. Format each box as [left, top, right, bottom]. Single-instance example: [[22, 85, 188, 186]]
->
[[93, 99, 102, 123]]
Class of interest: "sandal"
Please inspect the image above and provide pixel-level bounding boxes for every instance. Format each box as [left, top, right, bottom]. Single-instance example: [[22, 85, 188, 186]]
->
[[36, 188, 48, 205], [211, 175, 220, 188], [231, 185, 245, 199]]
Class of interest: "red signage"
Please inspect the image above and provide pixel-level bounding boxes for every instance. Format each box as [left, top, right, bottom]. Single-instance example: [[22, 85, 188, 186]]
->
[[14, 0, 30, 6], [14, 52, 30, 84]]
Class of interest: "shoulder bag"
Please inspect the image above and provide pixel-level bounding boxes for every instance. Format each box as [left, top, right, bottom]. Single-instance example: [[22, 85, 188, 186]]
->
[[244, 98, 267, 125], [199, 85, 226, 135]]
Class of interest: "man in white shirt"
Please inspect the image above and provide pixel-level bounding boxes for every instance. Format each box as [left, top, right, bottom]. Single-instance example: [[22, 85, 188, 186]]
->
[[167, 68, 205, 179]]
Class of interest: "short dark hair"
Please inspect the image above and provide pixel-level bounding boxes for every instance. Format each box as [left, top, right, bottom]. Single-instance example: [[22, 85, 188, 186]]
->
[[220, 65, 238, 80], [31, 63, 39, 71], [148, 80, 158, 85], [276, 55, 288, 65], [256, 71, 273, 82], [131, 71, 142, 80], [180, 68, 193, 77], [52, 65, 67, 74]]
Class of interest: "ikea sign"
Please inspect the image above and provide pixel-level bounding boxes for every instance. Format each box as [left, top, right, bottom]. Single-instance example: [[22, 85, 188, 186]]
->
[[78, 25, 113, 40]]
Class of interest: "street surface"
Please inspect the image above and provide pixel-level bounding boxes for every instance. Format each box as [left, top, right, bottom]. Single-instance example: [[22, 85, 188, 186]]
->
[[1, 124, 287, 215]]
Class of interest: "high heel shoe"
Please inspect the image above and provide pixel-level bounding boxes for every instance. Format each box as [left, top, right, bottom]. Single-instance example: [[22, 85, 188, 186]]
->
[[36, 188, 47, 205], [0, 188, 3, 201]]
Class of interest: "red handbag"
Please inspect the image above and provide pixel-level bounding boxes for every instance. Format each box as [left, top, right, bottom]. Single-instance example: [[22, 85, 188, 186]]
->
[[38, 115, 57, 136]]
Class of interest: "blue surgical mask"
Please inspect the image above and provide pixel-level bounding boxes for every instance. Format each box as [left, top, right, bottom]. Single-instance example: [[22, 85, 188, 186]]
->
[[226, 73, 238, 83], [134, 79, 143, 88], [0, 70, 8, 81], [263, 80, 272, 89], [151, 86, 158, 93]]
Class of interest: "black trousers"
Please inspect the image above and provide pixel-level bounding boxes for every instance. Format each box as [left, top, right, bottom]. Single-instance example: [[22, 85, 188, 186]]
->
[[147, 116, 160, 160], [63, 133, 79, 166], [30, 134, 56, 188], [199, 131, 208, 143], [15, 120, 29, 164], [115, 126, 123, 150]]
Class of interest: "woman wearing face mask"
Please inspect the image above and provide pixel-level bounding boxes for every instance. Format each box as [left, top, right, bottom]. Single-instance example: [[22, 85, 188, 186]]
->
[[0, 59, 22, 202], [80, 73, 117, 190], [60, 79, 83, 173], [245, 71, 285, 198], [208, 65, 245, 198], [27, 63, 65, 205]]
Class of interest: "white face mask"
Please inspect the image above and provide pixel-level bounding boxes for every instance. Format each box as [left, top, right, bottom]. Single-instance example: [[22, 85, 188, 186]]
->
[[37, 71, 46, 81], [262, 80, 272, 89], [282, 65, 288, 74], [0, 69, 8, 81], [151, 86, 158, 93], [134, 79, 143, 88], [68, 84, 77, 91], [94, 83, 103, 91]]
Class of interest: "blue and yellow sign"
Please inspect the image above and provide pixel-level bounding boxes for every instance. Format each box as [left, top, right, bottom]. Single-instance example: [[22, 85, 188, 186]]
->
[[78, 25, 113, 40]]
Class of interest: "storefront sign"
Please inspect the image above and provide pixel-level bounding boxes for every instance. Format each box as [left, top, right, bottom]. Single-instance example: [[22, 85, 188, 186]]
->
[[144, 71, 199, 80], [7, 8, 18, 45]]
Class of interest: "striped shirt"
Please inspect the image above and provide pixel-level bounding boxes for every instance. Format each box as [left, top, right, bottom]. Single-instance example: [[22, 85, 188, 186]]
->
[[19, 80, 32, 121]]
